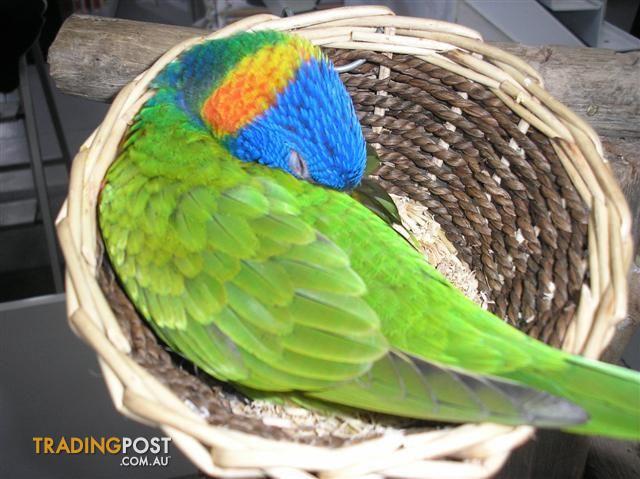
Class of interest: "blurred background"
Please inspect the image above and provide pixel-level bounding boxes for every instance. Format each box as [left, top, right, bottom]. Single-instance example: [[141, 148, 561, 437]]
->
[[0, 1, 638, 478]]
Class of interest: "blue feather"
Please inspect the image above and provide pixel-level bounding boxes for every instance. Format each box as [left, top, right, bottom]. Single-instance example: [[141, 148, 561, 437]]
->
[[228, 58, 366, 191]]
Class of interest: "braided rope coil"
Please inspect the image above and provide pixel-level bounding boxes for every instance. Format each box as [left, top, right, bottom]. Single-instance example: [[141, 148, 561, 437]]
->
[[56, 6, 631, 478]]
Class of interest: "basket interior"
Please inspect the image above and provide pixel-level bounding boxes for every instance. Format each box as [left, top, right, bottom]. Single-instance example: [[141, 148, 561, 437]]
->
[[97, 47, 589, 445], [329, 49, 589, 344]]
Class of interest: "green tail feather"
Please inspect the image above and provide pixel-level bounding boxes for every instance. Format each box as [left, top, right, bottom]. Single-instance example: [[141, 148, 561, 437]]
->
[[308, 352, 590, 430], [306, 350, 640, 439], [524, 354, 640, 439]]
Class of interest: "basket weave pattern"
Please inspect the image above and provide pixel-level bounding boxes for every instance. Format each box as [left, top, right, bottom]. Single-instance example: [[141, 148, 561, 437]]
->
[[56, 6, 632, 479], [329, 49, 590, 343]]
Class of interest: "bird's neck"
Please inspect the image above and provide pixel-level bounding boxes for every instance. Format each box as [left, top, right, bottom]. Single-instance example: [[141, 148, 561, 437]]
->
[[130, 92, 233, 183]]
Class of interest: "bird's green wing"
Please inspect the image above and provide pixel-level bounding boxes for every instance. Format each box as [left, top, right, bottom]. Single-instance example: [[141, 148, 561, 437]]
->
[[99, 103, 389, 391]]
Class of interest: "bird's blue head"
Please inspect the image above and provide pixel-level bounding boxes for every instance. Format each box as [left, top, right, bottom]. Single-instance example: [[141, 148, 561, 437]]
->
[[200, 33, 366, 191]]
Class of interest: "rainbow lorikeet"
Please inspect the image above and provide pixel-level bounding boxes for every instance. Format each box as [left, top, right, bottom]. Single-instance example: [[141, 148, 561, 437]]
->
[[99, 31, 640, 439]]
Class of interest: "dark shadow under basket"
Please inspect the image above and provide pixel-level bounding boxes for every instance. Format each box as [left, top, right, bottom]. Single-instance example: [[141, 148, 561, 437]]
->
[[56, 6, 632, 479]]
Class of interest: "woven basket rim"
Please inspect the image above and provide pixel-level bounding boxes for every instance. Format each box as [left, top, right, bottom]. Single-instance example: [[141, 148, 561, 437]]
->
[[56, 5, 632, 478]]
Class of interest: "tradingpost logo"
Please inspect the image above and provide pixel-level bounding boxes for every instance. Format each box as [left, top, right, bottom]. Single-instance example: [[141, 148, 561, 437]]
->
[[33, 436, 172, 467]]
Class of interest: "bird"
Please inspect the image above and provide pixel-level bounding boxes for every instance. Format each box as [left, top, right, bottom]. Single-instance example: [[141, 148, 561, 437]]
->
[[99, 31, 640, 440]]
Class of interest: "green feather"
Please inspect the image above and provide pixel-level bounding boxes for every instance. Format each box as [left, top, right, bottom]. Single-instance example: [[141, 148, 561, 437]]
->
[[290, 290, 379, 336], [240, 352, 336, 391], [207, 214, 258, 258], [278, 259, 367, 296], [251, 214, 316, 245], [218, 185, 269, 218], [226, 283, 292, 334], [215, 307, 283, 364], [282, 236, 350, 269], [232, 260, 294, 306], [281, 325, 387, 363], [185, 274, 225, 317], [202, 251, 240, 282], [173, 253, 203, 278]]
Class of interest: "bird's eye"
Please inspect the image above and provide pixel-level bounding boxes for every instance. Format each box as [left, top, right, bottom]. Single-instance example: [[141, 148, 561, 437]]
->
[[288, 150, 310, 180]]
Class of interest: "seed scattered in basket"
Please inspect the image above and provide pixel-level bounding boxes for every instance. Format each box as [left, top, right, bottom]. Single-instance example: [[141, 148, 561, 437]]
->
[[391, 195, 490, 310]]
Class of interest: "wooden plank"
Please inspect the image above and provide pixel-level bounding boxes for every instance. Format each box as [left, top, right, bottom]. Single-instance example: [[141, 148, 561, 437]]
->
[[603, 137, 640, 252], [48, 15, 640, 139], [494, 42, 640, 138], [48, 15, 202, 103]]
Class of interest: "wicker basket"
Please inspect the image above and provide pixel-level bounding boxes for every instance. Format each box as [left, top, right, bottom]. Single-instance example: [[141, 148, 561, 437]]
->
[[56, 6, 632, 478]]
